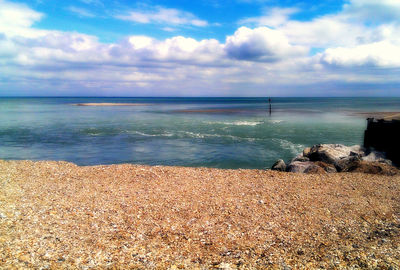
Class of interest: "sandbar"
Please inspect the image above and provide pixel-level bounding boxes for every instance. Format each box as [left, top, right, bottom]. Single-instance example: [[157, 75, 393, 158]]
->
[[0, 160, 399, 268], [73, 103, 152, 106], [173, 109, 247, 113]]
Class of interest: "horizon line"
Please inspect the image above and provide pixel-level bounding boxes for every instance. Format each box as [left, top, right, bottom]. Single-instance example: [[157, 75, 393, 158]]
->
[[1, 96, 400, 98]]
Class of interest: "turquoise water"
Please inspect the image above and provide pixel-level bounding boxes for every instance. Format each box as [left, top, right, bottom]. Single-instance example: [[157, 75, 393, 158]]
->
[[0, 97, 399, 169]]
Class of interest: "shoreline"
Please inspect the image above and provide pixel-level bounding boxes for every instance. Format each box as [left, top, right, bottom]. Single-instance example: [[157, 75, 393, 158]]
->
[[1, 159, 399, 268]]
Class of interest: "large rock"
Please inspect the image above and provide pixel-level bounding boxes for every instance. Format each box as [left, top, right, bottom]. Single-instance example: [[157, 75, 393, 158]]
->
[[342, 161, 399, 176], [286, 161, 316, 173], [314, 161, 337, 173], [307, 144, 363, 164], [362, 151, 393, 166], [334, 156, 361, 172], [304, 164, 326, 174], [271, 159, 286, 171], [290, 154, 310, 163], [303, 147, 311, 157]]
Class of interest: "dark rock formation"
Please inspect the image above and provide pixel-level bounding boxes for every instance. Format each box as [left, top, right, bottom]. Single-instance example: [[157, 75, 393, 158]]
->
[[364, 118, 400, 166], [334, 156, 361, 172]]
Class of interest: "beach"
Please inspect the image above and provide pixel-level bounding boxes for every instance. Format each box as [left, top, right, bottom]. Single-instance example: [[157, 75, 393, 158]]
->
[[1, 160, 399, 269]]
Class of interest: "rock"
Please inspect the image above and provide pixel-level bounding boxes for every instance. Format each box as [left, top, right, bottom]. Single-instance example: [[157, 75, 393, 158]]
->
[[271, 159, 286, 171], [290, 154, 310, 163], [314, 161, 337, 173], [304, 164, 326, 174], [303, 147, 311, 157], [349, 145, 366, 156], [334, 156, 361, 172], [362, 151, 393, 166], [286, 161, 316, 173], [308, 144, 363, 164], [342, 161, 399, 176]]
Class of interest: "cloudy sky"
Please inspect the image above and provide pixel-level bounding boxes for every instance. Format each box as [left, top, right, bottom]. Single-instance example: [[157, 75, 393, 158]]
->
[[1, 0, 400, 97]]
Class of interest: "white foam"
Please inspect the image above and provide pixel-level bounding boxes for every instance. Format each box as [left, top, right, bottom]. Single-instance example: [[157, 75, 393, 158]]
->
[[178, 131, 256, 141], [205, 121, 263, 126], [274, 138, 305, 155], [270, 120, 283, 124], [130, 131, 174, 137]]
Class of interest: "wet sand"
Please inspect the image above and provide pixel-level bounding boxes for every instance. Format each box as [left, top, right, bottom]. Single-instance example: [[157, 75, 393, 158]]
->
[[0, 160, 399, 269]]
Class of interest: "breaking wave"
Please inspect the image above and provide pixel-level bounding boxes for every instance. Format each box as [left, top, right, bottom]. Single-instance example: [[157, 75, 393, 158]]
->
[[273, 138, 305, 155], [205, 121, 263, 126]]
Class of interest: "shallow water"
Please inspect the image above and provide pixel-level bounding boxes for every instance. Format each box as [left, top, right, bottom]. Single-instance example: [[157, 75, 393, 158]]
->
[[0, 97, 399, 169]]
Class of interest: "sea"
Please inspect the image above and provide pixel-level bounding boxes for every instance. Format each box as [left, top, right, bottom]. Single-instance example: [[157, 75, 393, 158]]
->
[[0, 97, 399, 169]]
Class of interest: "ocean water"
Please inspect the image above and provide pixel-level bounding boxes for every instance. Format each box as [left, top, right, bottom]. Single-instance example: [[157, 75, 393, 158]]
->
[[0, 97, 399, 169]]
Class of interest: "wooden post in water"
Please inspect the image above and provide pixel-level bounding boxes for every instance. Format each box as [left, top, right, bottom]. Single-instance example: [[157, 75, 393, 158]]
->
[[268, 97, 272, 115]]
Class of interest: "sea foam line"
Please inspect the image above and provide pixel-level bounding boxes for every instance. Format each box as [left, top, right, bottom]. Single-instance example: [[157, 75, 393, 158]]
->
[[205, 121, 263, 126]]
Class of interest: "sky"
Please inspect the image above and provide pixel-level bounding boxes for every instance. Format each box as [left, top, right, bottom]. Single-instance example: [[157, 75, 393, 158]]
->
[[0, 0, 400, 97]]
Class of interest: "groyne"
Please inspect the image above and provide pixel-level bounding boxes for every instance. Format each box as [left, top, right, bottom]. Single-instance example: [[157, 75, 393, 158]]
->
[[364, 118, 400, 166]]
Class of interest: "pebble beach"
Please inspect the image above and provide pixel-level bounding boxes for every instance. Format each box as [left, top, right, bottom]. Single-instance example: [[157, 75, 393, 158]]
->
[[1, 160, 399, 269]]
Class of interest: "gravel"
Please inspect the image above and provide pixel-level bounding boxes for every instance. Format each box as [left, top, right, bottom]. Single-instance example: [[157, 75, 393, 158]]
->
[[0, 160, 399, 269]]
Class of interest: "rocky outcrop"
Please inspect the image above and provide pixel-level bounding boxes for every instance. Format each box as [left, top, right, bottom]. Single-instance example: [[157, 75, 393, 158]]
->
[[271, 144, 398, 175]]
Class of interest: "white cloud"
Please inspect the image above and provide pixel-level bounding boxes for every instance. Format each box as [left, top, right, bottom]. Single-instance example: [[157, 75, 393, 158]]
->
[[79, 0, 103, 6], [0, 0, 42, 28], [343, 0, 400, 23], [225, 26, 307, 62], [116, 7, 208, 27], [321, 40, 400, 67], [0, 0, 400, 96], [241, 0, 400, 49], [239, 7, 299, 28], [162, 27, 176, 32], [68, 6, 95, 18], [238, 0, 400, 70]]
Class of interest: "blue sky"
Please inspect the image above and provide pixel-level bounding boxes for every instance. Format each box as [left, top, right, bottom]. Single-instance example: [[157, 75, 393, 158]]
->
[[31, 0, 344, 42], [1, 0, 400, 96]]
